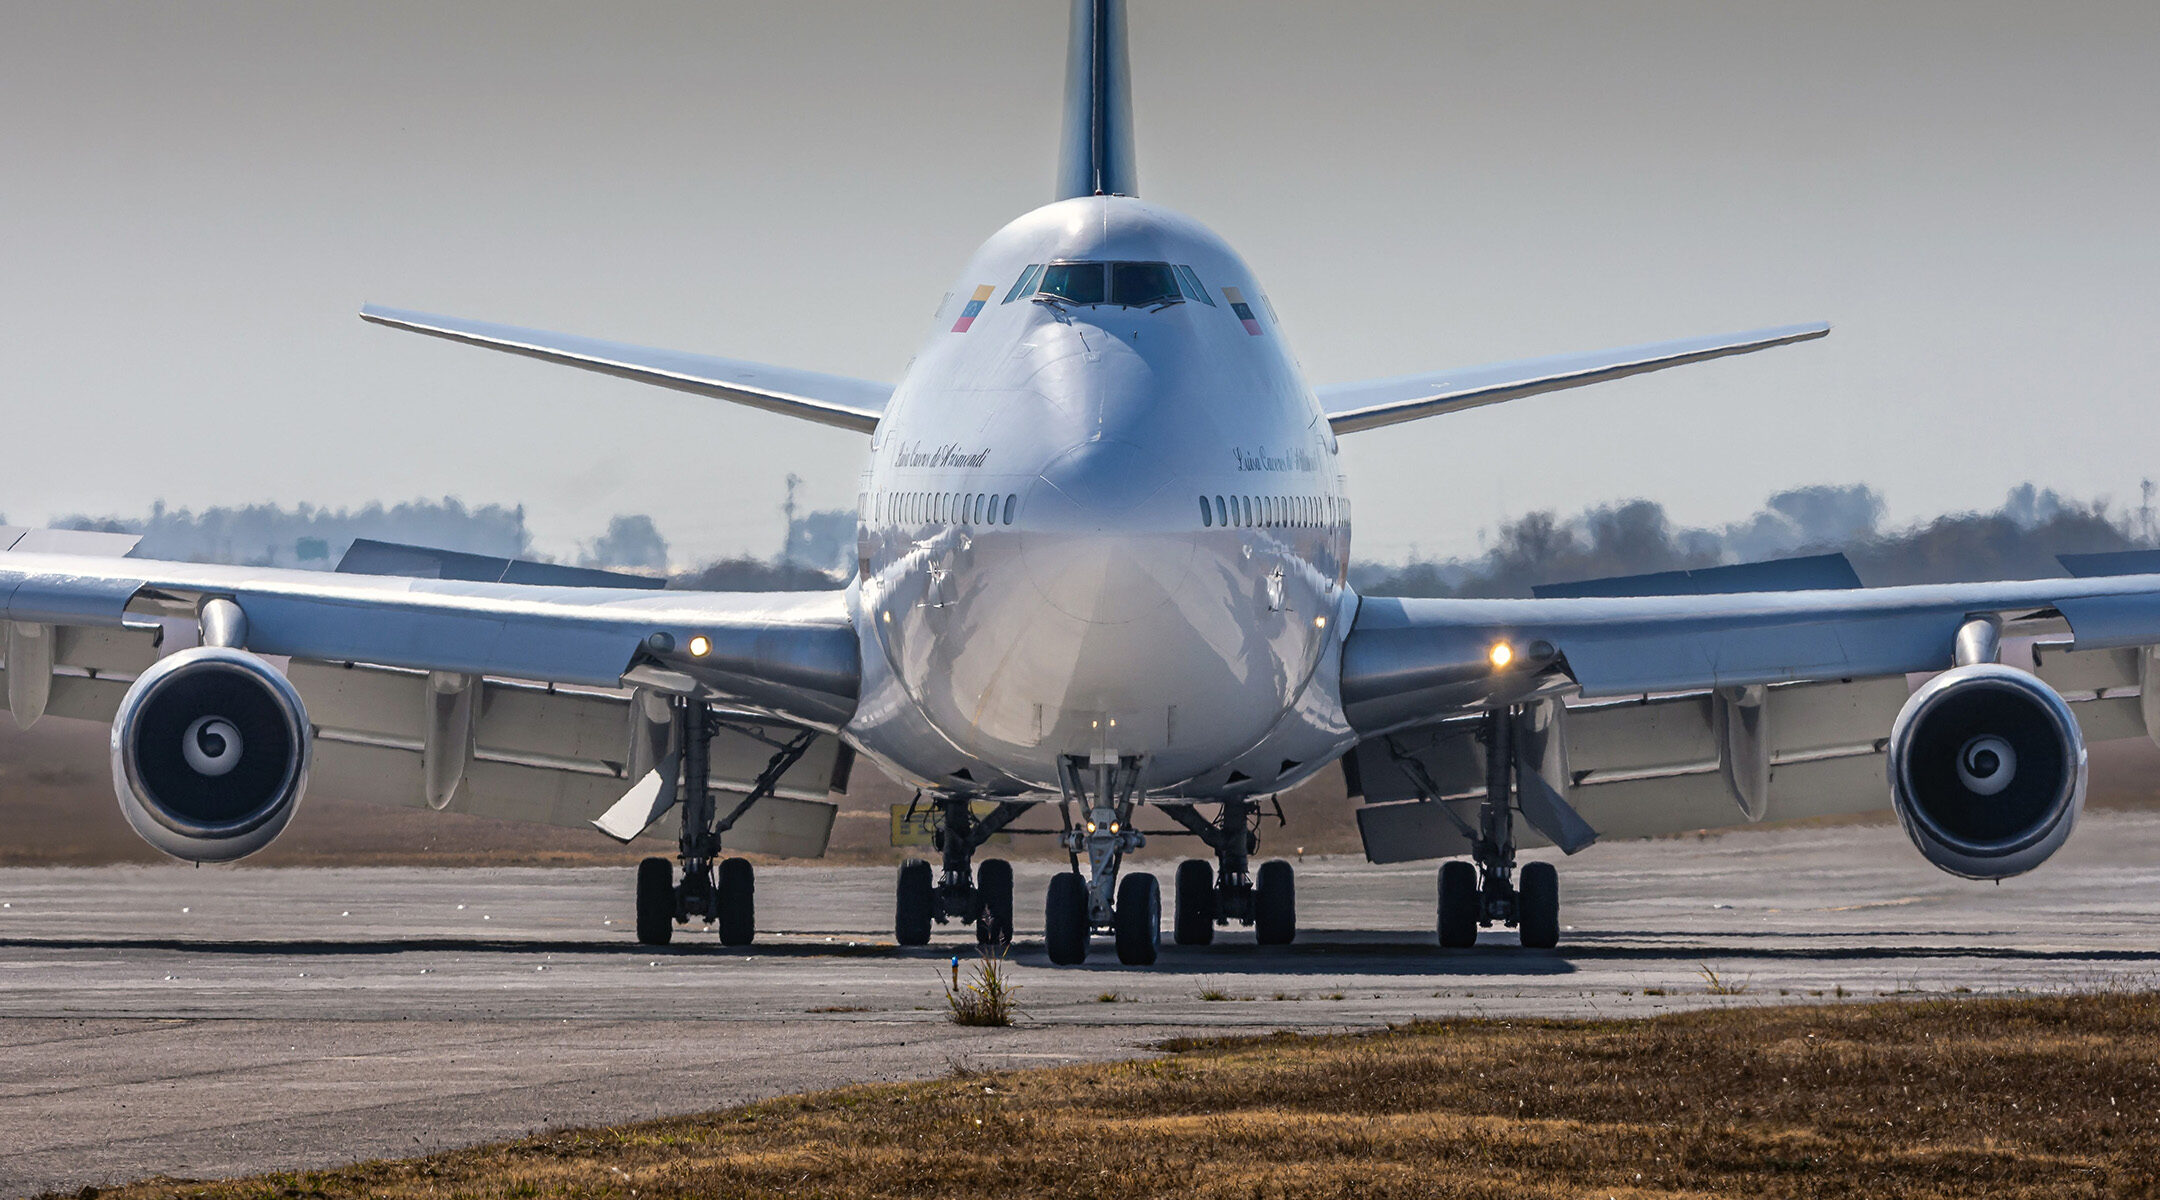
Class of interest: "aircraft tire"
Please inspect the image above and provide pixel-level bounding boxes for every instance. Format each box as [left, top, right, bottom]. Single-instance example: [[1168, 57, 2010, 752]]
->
[[976, 858, 1015, 948], [1114, 872, 1161, 966], [1254, 859, 1296, 945], [1438, 860, 1479, 948], [1518, 861, 1560, 949], [635, 856, 674, 946], [895, 858, 934, 946], [716, 857, 756, 946], [1045, 872, 1089, 965], [1173, 859, 1216, 945]]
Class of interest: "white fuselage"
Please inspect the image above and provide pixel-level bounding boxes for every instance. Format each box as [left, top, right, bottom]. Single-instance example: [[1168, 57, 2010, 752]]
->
[[843, 197, 1358, 799]]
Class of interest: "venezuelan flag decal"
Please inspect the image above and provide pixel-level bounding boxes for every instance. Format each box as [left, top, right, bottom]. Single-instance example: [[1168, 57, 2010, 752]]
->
[[951, 284, 995, 333], [1223, 286, 1263, 335]]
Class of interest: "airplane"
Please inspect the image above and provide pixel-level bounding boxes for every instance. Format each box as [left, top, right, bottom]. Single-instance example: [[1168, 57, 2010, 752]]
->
[[5, 0, 2157, 967]]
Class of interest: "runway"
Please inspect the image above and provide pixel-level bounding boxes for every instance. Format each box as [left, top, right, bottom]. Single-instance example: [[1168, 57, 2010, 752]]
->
[[4, 811, 2159, 1195]]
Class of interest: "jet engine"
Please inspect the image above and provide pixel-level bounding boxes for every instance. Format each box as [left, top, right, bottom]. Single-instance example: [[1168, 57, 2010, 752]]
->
[[1887, 663, 2085, 880], [110, 646, 313, 863]]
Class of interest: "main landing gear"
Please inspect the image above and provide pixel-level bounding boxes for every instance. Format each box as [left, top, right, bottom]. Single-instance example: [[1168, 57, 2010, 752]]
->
[[1043, 754, 1163, 966], [634, 699, 816, 948], [1161, 797, 1297, 948], [894, 793, 1028, 948], [1436, 707, 1561, 949]]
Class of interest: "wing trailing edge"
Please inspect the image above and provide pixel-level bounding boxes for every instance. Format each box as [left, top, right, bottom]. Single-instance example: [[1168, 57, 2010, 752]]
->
[[1320, 323, 1829, 435], [360, 305, 890, 433]]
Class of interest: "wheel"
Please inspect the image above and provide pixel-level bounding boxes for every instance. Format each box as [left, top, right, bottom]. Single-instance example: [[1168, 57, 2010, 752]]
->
[[975, 858, 1014, 948], [716, 857, 755, 946], [1518, 860, 1559, 949], [1254, 859, 1296, 946], [895, 858, 933, 946], [1045, 871, 1090, 965], [1114, 872, 1161, 966], [635, 856, 674, 946], [1438, 860, 1479, 948], [1173, 859, 1216, 945]]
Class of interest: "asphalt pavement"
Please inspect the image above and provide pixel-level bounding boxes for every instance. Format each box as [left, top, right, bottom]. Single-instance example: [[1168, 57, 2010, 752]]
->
[[4, 811, 2158, 1195]]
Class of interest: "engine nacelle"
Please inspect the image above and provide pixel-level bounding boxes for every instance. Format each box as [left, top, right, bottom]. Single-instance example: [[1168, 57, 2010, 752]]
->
[[110, 646, 312, 863], [1887, 663, 2085, 880]]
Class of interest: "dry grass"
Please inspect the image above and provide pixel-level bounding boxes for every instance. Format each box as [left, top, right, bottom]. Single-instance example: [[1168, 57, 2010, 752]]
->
[[84, 993, 2160, 1199]]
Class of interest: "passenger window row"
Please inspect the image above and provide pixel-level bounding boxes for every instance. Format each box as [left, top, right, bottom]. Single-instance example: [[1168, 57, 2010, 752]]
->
[[869, 490, 1020, 527], [1198, 493, 1345, 529]]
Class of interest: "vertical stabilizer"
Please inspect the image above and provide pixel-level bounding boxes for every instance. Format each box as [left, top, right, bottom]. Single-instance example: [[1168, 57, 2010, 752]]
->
[[1056, 0, 1138, 200]]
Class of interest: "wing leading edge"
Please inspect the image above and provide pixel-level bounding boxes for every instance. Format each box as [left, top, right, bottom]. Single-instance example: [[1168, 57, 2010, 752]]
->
[[1319, 322, 1829, 435], [1339, 573, 2160, 739], [360, 305, 890, 433]]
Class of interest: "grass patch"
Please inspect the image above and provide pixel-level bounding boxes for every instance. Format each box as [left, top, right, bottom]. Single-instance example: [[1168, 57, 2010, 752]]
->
[[89, 993, 2160, 1198], [1698, 963, 1750, 995], [941, 948, 1018, 1027]]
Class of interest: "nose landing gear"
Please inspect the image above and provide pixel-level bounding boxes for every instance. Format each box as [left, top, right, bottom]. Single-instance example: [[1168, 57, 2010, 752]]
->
[[1044, 754, 1158, 965], [894, 793, 1027, 948]]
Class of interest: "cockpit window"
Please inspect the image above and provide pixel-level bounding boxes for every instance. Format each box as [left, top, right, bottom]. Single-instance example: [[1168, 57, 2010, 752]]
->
[[1033, 261, 1187, 309], [1175, 264, 1215, 305], [1110, 261, 1181, 308], [1003, 263, 1045, 304], [1038, 262, 1107, 305]]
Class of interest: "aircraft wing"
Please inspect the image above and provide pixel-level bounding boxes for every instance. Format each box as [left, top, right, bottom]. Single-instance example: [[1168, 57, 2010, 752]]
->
[[0, 547, 861, 854], [1318, 323, 1829, 435], [0, 549, 860, 731], [360, 305, 890, 433], [1338, 573, 2160, 856]]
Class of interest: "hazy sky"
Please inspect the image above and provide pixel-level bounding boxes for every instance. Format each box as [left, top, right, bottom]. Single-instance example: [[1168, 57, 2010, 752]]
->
[[5, 2, 2157, 564]]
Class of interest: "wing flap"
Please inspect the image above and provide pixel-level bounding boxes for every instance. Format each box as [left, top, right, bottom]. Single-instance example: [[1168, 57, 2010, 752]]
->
[[1320, 323, 1829, 435], [361, 305, 889, 433]]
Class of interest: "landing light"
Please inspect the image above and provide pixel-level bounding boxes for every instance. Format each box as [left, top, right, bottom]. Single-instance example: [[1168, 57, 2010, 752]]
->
[[1489, 641, 1514, 669], [689, 635, 712, 658]]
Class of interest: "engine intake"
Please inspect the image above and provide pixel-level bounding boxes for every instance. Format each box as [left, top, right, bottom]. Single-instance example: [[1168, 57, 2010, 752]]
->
[[111, 646, 312, 863], [1887, 663, 2085, 880]]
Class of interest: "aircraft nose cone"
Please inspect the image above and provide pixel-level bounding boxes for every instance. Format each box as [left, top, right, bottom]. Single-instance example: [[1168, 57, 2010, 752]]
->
[[1023, 438, 1194, 624], [1032, 438, 1167, 524]]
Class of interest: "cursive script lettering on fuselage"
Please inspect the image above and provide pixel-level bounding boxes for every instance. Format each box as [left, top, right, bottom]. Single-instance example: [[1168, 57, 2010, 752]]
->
[[1232, 445, 1319, 473], [891, 441, 993, 469]]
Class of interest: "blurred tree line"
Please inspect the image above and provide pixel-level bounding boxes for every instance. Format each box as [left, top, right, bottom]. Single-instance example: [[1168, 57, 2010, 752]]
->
[[50, 480, 2157, 597], [1352, 482, 2158, 598]]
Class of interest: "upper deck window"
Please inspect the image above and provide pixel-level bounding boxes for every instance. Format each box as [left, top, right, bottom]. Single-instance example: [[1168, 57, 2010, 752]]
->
[[1003, 264, 1045, 304], [1038, 262, 1107, 305], [1110, 262, 1181, 307], [1033, 261, 1188, 310], [1175, 264, 1215, 306]]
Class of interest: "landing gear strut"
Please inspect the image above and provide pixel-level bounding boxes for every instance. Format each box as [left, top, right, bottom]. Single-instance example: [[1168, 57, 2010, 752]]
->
[[1162, 797, 1296, 946], [633, 699, 815, 948], [1436, 707, 1561, 949], [895, 794, 1026, 948], [1045, 754, 1156, 965]]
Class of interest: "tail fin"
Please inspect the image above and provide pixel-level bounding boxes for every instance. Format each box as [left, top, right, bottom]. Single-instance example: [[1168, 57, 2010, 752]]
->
[[1055, 0, 1137, 200]]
